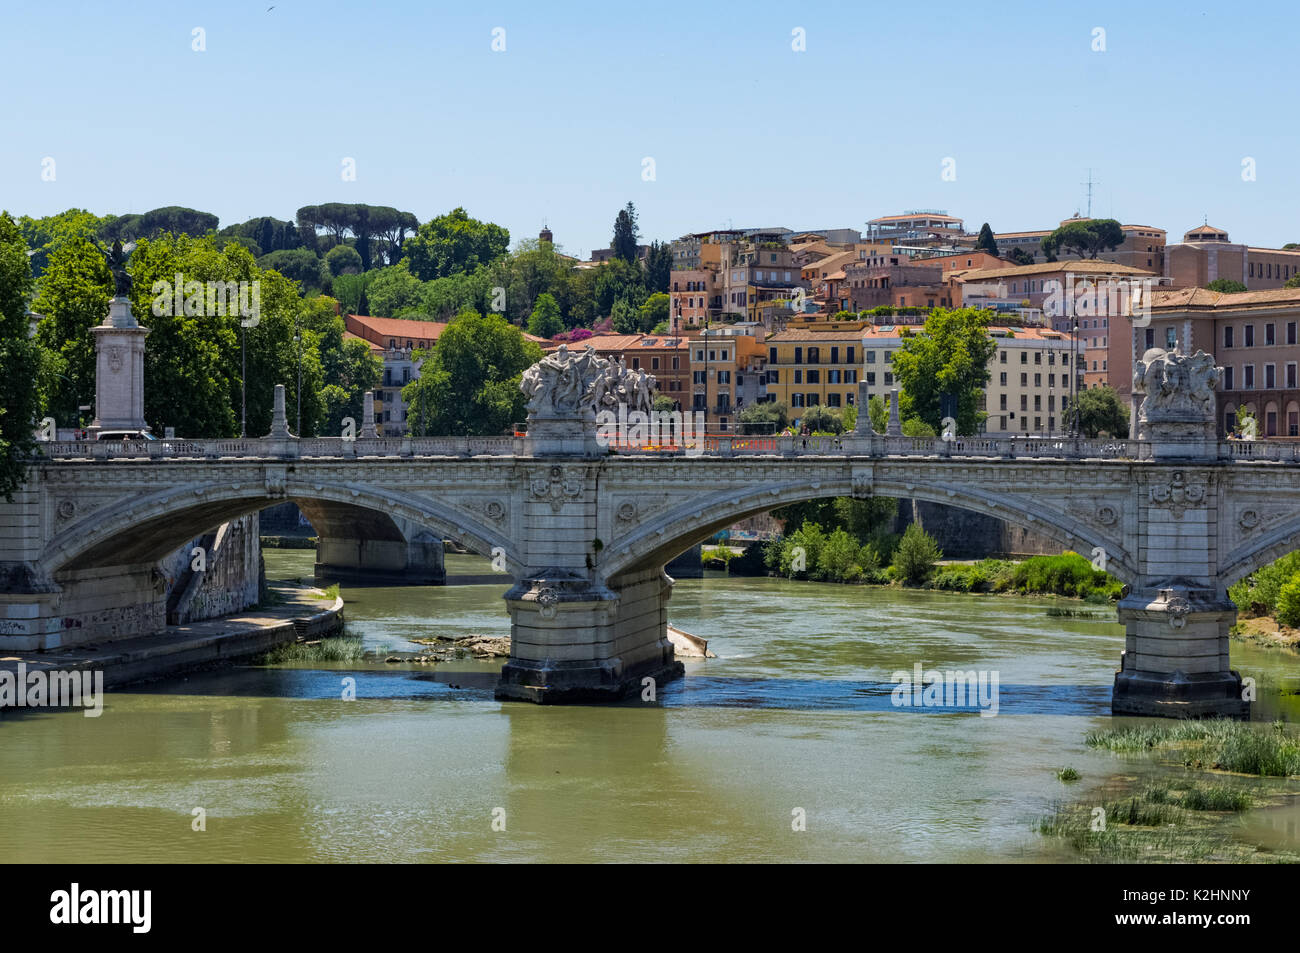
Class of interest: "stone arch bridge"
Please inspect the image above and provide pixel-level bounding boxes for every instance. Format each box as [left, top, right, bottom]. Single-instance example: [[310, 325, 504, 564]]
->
[[3, 348, 1298, 716]]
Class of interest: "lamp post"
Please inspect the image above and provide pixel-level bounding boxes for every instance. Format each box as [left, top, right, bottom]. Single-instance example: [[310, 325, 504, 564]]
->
[[294, 326, 302, 437], [240, 323, 246, 438], [1071, 321, 1080, 436]]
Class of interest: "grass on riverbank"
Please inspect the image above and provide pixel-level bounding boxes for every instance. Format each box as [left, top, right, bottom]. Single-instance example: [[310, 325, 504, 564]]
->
[[1035, 776, 1291, 863], [1085, 719, 1300, 777], [1037, 720, 1300, 862], [260, 636, 366, 664]]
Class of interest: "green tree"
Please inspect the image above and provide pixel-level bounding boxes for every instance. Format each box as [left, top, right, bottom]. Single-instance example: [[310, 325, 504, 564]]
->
[[636, 292, 670, 333], [403, 207, 510, 281], [778, 522, 826, 578], [1006, 247, 1036, 266], [800, 404, 844, 434], [1276, 575, 1300, 628], [644, 240, 673, 293], [401, 310, 542, 436], [1205, 278, 1247, 293], [296, 296, 380, 434], [892, 308, 995, 435], [127, 234, 326, 437], [1285, 272, 1300, 290], [974, 223, 998, 256], [612, 202, 640, 265], [31, 237, 111, 428], [527, 292, 564, 338], [102, 206, 219, 242], [258, 249, 326, 292], [893, 522, 942, 585], [817, 527, 869, 582], [1075, 384, 1130, 437], [0, 213, 45, 499], [325, 243, 363, 277], [738, 400, 788, 434], [17, 208, 112, 279], [1040, 218, 1124, 260], [365, 261, 426, 316]]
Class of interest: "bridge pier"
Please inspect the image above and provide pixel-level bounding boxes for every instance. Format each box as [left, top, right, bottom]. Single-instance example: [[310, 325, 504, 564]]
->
[[495, 568, 683, 703], [1113, 586, 1247, 718], [295, 501, 445, 585]]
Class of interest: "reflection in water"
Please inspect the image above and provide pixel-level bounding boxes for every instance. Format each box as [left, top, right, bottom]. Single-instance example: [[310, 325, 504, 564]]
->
[[0, 549, 1295, 862]]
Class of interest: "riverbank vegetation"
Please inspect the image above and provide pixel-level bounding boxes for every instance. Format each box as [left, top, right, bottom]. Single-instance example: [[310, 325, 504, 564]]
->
[[1229, 552, 1300, 650], [1085, 719, 1300, 777], [708, 524, 1122, 600], [261, 635, 365, 664], [1036, 719, 1300, 862]]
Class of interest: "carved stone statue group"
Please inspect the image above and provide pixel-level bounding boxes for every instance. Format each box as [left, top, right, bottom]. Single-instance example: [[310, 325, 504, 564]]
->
[[521, 344, 657, 421], [1132, 347, 1220, 424]]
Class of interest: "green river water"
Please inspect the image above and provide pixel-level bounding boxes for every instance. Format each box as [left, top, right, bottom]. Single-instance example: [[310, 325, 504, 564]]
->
[[2, 548, 1298, 863]]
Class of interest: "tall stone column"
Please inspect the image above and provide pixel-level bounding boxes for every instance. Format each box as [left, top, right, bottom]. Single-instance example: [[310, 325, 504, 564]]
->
[[1115, 347, 1247, 718], [496, 345, 684, 702], [89, 298, 149, 434]]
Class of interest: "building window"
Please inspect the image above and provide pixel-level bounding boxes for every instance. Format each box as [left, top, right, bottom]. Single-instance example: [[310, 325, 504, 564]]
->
[[1224, 366, 1234, 390], [1000, 350, 1007, 363], [1288, 363, 1298, 389], [1245, 365, 1255, 389], [1166, 327, 1177, 349], [1267, 323, 1277, 346], [1245, 324, 1255, 347], [1266, 364, 1276, 389], [1224, 326, 1234, 348]]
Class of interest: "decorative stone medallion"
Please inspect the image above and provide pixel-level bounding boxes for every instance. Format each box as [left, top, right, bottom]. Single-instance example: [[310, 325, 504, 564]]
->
[[1148, 471, 1206, 519]]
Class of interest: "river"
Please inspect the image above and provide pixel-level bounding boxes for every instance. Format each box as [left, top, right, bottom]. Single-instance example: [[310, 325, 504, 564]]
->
[[2, 549, 1297, 862]]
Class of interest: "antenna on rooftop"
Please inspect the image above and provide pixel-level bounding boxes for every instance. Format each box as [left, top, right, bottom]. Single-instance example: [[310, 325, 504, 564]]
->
[[1081, 169, 1099, 218]]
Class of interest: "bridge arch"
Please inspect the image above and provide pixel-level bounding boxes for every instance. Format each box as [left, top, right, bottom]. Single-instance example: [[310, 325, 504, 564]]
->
[[1217, 512, 1300, 591], [41, 478, 522, 578], [600, 474, 1137, 586]]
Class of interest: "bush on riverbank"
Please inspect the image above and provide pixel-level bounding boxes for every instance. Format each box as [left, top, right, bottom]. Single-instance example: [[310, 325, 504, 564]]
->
[[740, 526, 1121, 599], [1086, 719, 1300, 777], [261, 636, 366, 664], [1229, 551, 1300, 619], [893, 523, 942, 586]]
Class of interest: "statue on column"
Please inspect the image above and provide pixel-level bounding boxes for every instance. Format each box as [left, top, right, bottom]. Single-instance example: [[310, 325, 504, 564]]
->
[[96, 240, 136, 298]]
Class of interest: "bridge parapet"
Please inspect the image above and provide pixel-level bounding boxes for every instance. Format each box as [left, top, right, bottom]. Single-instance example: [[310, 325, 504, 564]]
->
[[31, 433, 1300, 464]]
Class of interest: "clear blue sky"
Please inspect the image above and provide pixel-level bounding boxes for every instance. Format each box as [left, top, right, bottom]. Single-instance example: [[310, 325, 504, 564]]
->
[[3, 0, 1296, 257]]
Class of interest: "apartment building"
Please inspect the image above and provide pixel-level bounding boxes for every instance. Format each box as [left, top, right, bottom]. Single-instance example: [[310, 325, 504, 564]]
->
[[1164, 224, 1300, 291], [669, 269, 718, 328], [764, 322, 1077, 435], [688, 325, 767, 431], [981, 327, 1077, 435], [991, 219, 1166, 272], [344, 314, 448, 434], [1141, 287, 1300, 437], [865, 211, 966, 246], [765, 329, 869, 411], [717, 241, 806, 322]]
